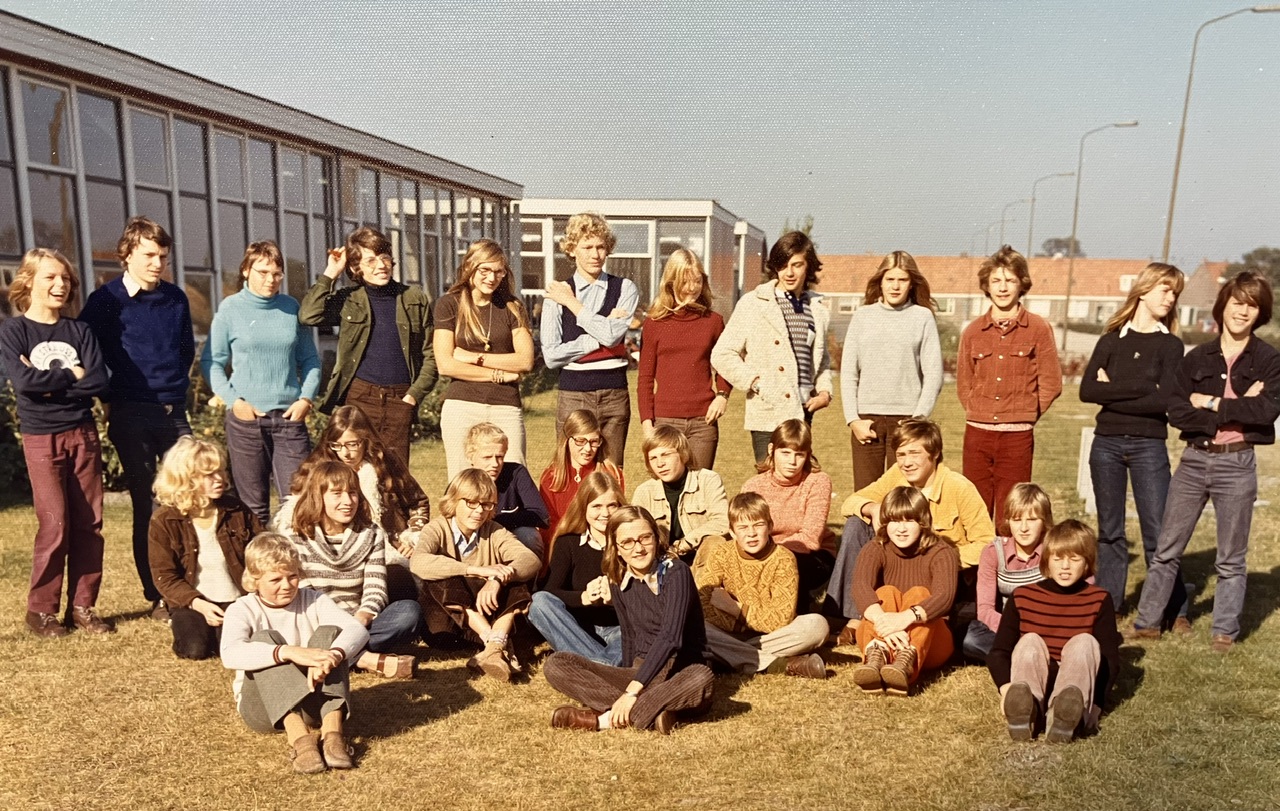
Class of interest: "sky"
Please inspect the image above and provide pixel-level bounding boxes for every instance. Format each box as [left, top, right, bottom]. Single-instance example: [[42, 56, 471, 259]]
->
[[3, 0, 1278, 268]]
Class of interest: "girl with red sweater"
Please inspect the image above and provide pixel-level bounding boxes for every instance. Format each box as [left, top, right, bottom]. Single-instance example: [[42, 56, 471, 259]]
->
[[637, 248, 730, 470]]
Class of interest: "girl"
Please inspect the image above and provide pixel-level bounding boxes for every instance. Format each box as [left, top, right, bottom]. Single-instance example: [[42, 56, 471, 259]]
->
[[200, 240, 321, 525], [852, 486, 960, 696], [962, 483, 1052, 662], [637, 248, 731, 470], [0, 248, 110, 637], [711, 231, 833, 464], [1080, 262, 1191, 627], [274, 405, 429, 601], [220, 533, 368, 773], [286, 461, 420, 679], [299, 227, 436, 468], [434, 239, 534, 480], [528, 471, 625, 665], [148, 436, 261, 659], [538, 409, 625, 551], [1132, 271, 1280, 653], [740, 418, 836, 602], [840, 250, 944, 490], [410, 468, 541, 681], [988, 520, 1120, 743], [543, 506, 714, 733], [631, 424, 730, 569]]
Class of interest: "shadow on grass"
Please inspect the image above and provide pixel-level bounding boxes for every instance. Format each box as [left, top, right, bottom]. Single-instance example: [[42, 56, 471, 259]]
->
[[1145, 549, 1280, 642], [1110, 644, 1146, 710], [703, 673, 754, 724], [350, 665, 482, 744]]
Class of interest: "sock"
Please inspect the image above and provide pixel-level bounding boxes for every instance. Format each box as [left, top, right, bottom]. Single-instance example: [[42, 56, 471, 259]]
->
[[597, 711, 612, 730], [763, 656, 788, 674]]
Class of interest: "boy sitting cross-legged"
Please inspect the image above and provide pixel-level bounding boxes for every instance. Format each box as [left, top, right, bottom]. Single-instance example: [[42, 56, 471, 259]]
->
[[987, 519, 1121, 743], [697, 492, 828, 679]]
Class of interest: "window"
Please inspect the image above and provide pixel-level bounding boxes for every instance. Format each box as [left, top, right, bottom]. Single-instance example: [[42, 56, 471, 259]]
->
[[130, 109, 169, 187], [657, 220, 704, 264], [0, 171, 19, 255], [837, 299, 855, 315], [1067, 299, 1090, 319], [28, 171, 79, 259], [283, 212, 308, 298], [174, 119, 207, 194], [215, 133, 245, 200], [1026, 298, 1052, 317], [180, 196, 211, 270], [1118, 274, 1136, 293], [935, 297, 956, 315], [22, 80, 72, 168], [248, 139, 275, 205], [86, 182, 126, 266], [135, 188, 172, 232], [612, 221, 649, 255], [218, 201, 247, 291], [77, 92, 123, 180], [280, 148, 304, 210]]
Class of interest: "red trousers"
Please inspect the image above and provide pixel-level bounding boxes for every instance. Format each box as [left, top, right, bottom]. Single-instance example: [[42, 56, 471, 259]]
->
[[962, 424, 1034, 533], [855, 585, 953, 684]]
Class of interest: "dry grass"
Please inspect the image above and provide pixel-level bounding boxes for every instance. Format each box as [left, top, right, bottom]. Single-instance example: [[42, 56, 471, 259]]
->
[[3, 379, 1279, 811]]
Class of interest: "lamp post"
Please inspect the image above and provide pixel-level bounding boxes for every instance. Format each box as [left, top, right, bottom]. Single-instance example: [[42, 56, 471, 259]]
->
[[1062, 120, 1139, 351], [998, 199, 1028, 246], [982, 220, 1001, 256], [1161, 5, 1280, 263], [1027, 172, 1074, 259]]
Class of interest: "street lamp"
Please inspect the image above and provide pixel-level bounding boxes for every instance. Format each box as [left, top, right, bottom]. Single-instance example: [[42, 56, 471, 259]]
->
[[1026, 172, 1074, 259], [999, 199, 1028, 246], [1162, 5, 1280, 263], [1062, 120, 1139, 351]]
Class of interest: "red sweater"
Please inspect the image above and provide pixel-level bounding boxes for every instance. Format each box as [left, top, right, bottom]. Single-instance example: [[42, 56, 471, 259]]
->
[[637, 310, 730, 422], [538, 462, 625, 549]]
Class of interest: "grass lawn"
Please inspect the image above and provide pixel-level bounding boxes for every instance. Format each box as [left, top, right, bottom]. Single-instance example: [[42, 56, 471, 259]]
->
[[3, 379, 1279, 810]]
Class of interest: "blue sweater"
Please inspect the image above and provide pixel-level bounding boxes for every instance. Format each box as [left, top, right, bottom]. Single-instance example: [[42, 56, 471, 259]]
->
[[200, 287, 322, 411], [79, 277, 194, 405]]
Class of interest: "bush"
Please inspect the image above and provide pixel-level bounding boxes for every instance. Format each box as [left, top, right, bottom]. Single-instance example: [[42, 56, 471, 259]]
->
[[0, 380, 28, 495]]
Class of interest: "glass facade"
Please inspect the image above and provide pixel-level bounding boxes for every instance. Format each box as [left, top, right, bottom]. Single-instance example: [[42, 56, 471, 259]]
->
[[0, 60, 518, 330]]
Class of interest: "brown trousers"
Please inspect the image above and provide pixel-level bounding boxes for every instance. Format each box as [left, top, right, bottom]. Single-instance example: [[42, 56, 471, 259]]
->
[[345, 377, 415, 470], [850, 414, 910, 491], [420, 575, 531, 642], [543, 652, 714, 731]]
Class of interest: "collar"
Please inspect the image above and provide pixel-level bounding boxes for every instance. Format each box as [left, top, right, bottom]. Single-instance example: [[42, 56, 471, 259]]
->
[[1119, 319, 1169, 338], [736, 541, 777, 562], [121, 273, 146, 297], [979, 306, 1028, 331], [906, 463, 949, 503], [579, 529, 605, 551], [449, 518, 479, 547], [999, 537, 1041, 565], [620, 557, 671, 595], [572, 269, 609, 291]]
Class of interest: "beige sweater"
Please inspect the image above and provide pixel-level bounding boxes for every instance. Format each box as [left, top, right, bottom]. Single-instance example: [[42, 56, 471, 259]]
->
[[409, 516, 540, 584]]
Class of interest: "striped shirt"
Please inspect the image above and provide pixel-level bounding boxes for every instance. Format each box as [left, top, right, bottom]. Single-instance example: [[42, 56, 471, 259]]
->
[[776, 288, 816, 399], [292, 525, 389, 618]]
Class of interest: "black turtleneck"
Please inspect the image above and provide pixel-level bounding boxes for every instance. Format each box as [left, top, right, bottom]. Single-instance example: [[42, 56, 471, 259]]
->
[[356, 282, 411, 385]]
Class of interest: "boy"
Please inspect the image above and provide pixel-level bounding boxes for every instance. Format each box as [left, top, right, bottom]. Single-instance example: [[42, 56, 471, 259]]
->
[[630, 425, 729, 569], [697, 493, 828, 679], [80, 216, 194, 621], [539, 213, 639, 466], [987, 520, 1120, 743], [464, 422, 548, 558]]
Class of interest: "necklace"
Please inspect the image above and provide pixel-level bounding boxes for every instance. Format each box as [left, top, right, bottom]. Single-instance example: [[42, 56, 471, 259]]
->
[[478, 300, 494, 352]]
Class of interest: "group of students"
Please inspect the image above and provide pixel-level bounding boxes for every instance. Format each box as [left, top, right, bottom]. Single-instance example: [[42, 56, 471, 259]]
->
[[5, 210, 1279, 773]]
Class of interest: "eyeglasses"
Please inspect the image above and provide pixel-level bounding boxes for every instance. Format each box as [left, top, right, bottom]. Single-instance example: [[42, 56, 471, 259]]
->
[[617, 532, 656, 551], [461, 498, 497, 512], [570, 436, 603, 449], [328, 440, 363, 452], [360, 254, 395, 269], [476, 267, 507, 279]]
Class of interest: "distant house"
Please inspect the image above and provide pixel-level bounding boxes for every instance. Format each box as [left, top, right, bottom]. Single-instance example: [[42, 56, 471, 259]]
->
[[816, 254, 1228, 338]]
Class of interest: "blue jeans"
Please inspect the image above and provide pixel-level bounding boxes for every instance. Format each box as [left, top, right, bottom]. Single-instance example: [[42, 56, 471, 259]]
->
[[224, 410, 312, 526], [961, 619, 996, 662], [828, 517, 875, 619], [1135, 447, 1256, 640], [1090, 434, 1188, 619], [528, 591, 623, 666], [108, 401, 192, 602], [366, 599, 424, 653]]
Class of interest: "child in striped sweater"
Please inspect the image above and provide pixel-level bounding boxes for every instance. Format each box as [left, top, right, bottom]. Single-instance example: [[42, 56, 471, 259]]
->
[[987, 520, 1121, 743], [285, 460, 421, 679]]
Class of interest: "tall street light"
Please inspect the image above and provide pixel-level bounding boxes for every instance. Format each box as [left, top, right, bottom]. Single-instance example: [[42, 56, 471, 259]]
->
[[998, 199, 1028, 246], [1162, 5, 1280, 263], [1027, 172, 1074, 259], [1062, 120, 1139, 351], [969, 220, 1001, 260]]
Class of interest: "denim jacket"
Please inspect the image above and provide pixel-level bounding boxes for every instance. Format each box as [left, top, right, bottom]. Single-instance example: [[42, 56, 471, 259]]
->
[[1167, 335, 1280, 446]]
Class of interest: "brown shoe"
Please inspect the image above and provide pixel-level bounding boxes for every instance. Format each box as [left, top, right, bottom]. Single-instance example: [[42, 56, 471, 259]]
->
[[653, 710, 677, 735], [880, 646, 918, 697], [1123, 625, 1161, 642], [469, 645, 511, 682], [67, 606, 115, 635], [26, 611, 68, 639], [551, 705, 599, 731], [1002, 682, 1038, 742], [1045, 686, 1084, 743], [150, 600, 172, 624], [321, 732, 354, 769], [1210, 634, 1234, 654], [836, 623, 859, 648], [853, 644, 886, 693], [374, 653, 415, 680], [289, 732, 327, 774], [1171, 617, 1193, 636], [784, 653, 828, 679]]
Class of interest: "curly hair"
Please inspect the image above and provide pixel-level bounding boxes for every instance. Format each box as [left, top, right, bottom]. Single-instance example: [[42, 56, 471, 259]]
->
[[153, 436, 227, 516], [7, 248, 80, 316], [559, 212, 616, 257], [977, 245, 1031, 302], [241, 532, 301, 592]]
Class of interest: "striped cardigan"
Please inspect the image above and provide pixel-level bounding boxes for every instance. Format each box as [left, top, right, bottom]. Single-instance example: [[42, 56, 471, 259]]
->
[[291, 524, 389, 618]]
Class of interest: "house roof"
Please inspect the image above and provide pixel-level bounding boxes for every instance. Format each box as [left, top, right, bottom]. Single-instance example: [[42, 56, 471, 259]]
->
[[1181, 261, 1229, 311], [817, 254, 1217, 300]]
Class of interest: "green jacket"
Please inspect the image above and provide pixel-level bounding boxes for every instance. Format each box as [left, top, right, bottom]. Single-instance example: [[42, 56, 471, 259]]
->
[[298, 275, 438, 414]]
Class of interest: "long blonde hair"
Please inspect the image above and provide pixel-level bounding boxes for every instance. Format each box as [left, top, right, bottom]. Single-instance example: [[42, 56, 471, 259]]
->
[[1104, 263, 1185, 335], [552, 470, 626, 541], [648, 248, 712, 319], [154, 436, 227, 516], [446, 239, 529, 347]]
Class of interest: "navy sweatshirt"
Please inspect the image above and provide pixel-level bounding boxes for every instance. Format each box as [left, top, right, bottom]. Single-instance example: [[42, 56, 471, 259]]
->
[[79, 277, 194, 405], [0, 316, 109, 434]]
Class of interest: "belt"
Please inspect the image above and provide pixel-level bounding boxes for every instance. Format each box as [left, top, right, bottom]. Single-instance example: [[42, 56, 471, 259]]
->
[[1188, 439, 1251, 454]]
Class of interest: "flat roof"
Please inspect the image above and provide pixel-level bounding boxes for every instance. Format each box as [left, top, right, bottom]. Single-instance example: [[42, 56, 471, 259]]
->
[[519, 198, 765, 236], [0, 10, 522, 201]]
